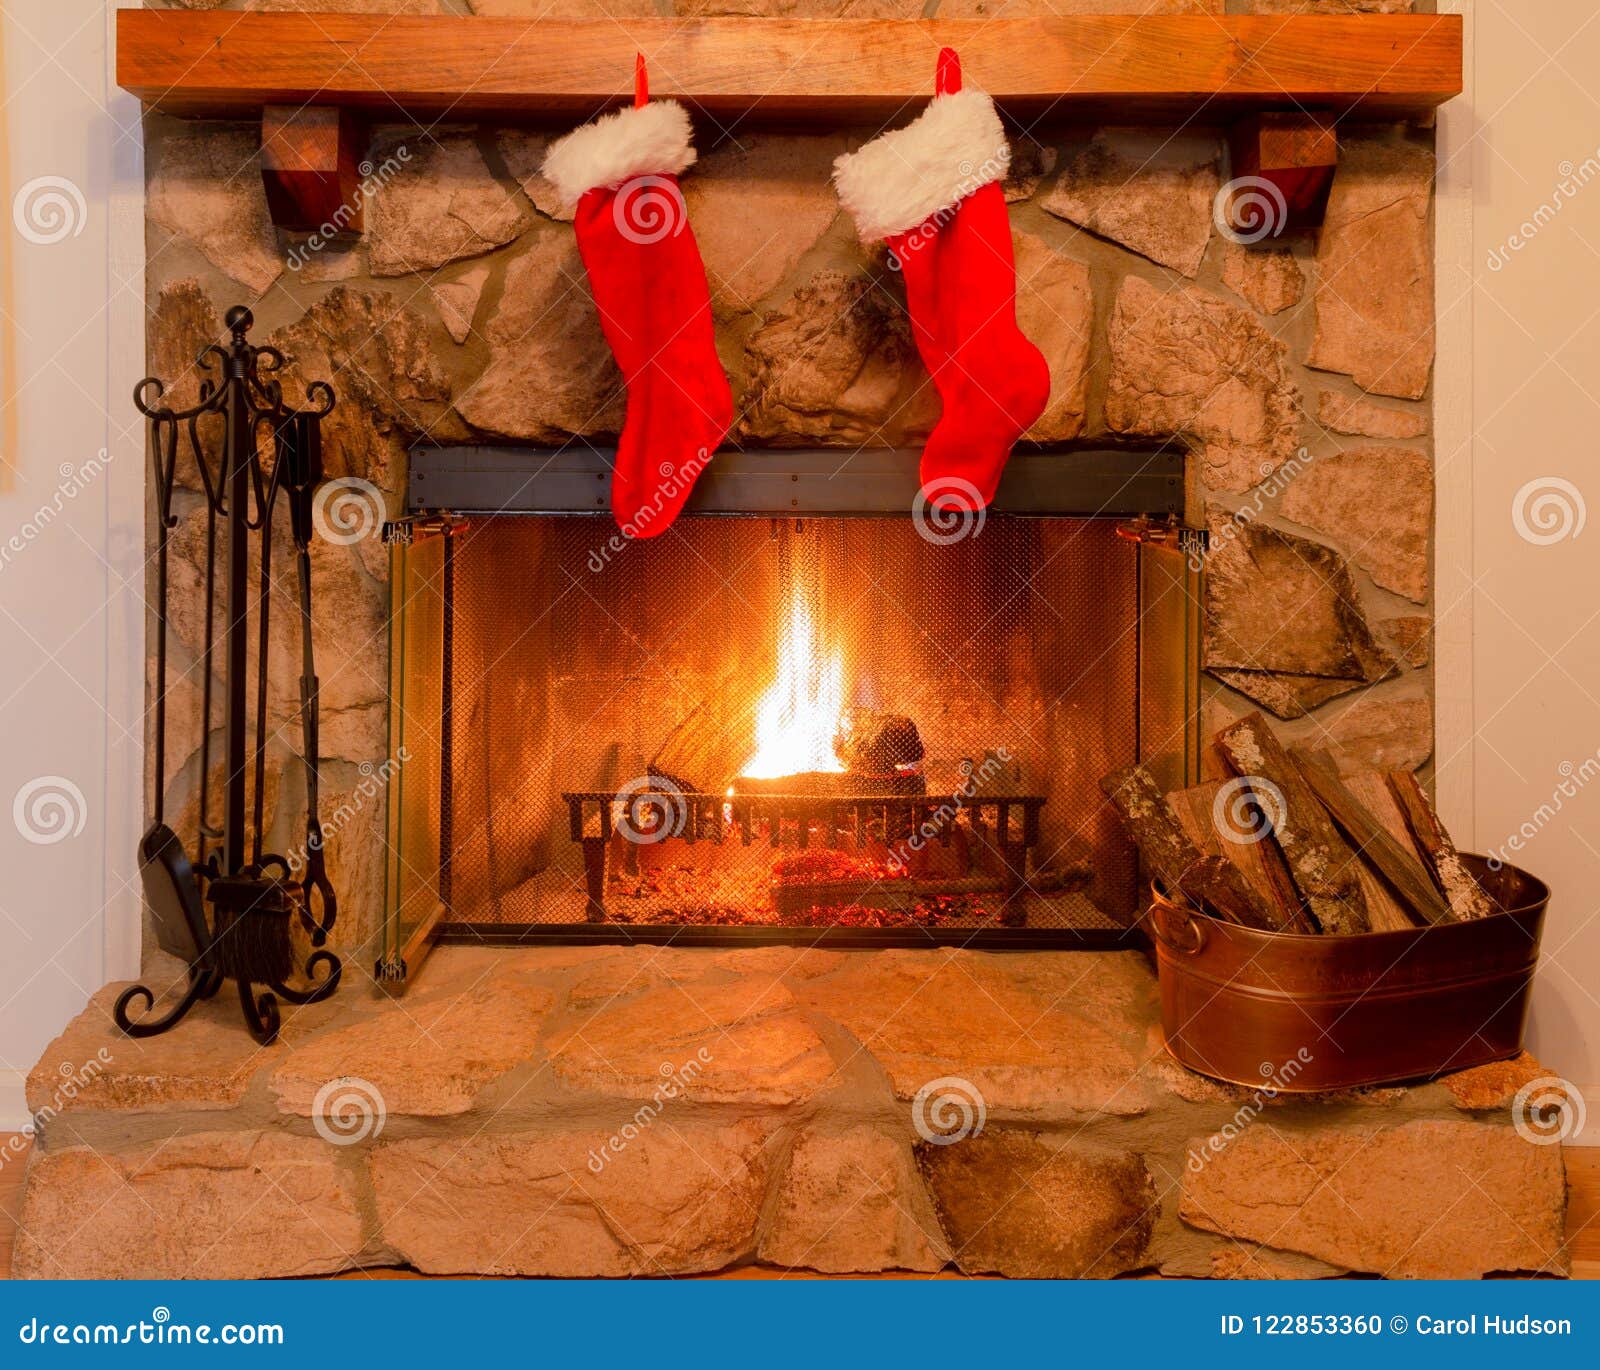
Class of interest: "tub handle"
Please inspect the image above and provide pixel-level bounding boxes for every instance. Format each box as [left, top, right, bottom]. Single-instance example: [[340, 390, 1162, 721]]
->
[[1148, 883, 1209, 956]]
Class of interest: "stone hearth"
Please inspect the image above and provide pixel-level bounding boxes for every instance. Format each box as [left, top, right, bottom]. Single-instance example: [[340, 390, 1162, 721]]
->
[[16, 947, 1568, 1280]]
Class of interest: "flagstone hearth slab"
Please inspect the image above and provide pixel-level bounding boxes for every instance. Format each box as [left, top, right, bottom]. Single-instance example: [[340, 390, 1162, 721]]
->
[[759, 1125, 946, 1274], [13, 1132, 367, 1280], [24, 981, 320, 1117], [271, 980, 556, 1118], [564, 945, 728, 1008], [1441, 1051, 1549, 1112], [1179, 1120, 1568, 1279], [793, 949, 1158, 1116], [917, 1131, 1157, 1278], [551, 977, 838, 1105], [370, 1120, 772, 1276]]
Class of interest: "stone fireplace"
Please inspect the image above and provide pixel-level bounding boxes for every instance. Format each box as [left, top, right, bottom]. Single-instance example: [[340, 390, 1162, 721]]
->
[[17, 2, 1568, 1285], [138, 92, 1438, 980]]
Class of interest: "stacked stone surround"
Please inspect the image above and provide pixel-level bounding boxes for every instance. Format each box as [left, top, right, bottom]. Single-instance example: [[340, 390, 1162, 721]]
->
[[15, 946, 1566, 1279], [142, 0, 1444, 975]]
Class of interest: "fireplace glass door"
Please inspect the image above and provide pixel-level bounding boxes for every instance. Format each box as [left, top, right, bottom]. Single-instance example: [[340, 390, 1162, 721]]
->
[[380, 510, 1198, 982]]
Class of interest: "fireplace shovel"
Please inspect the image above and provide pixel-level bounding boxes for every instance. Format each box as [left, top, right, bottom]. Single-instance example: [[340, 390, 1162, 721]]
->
[[120, 420, 223, 1036]]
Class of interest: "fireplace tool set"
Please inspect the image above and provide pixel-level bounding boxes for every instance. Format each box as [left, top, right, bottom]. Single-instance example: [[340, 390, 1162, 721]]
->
[[117, 305, 342, 1045]]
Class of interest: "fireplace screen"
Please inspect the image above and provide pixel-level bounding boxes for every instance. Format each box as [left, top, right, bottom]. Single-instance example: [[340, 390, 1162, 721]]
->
[[380, 455, 1198, 980]]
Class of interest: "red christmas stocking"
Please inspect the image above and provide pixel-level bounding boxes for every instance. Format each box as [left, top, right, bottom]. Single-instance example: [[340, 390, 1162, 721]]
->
[[543, 58, 732, 538], [833, 49, 1049, 512]]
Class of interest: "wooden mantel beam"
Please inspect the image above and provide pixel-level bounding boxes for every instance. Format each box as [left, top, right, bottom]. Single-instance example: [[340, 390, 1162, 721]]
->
[[116, 11, 1461, 123]]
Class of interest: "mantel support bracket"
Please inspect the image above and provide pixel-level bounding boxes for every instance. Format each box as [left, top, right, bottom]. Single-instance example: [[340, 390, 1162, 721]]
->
[[1223, 113, 1339, 240], [260, 105, 366, 235]]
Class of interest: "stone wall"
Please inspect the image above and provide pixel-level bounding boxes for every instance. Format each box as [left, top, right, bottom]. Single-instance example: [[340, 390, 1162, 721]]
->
[[142, 0, 1438, 969]]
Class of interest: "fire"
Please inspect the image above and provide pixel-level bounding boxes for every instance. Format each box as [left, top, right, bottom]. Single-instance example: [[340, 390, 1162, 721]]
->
[[741, 595, 844, 780]]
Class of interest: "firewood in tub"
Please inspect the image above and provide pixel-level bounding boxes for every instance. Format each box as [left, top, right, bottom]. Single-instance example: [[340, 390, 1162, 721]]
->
[[1385, 770, 1493, 921], [1329, 772, 1429, 931], [1165, 780, 1312, 932], [1099, 765, 1281, 930], [1215, 713, 1371, 935], [1288, 748, 1454, 926]]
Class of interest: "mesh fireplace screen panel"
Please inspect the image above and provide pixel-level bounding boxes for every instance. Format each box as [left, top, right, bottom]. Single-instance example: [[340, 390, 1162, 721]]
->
[[396, 514, 1158, 935]]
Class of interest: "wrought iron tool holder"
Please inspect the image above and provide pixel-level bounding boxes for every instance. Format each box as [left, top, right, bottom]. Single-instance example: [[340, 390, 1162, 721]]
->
[[118, 305, 342, 1045]]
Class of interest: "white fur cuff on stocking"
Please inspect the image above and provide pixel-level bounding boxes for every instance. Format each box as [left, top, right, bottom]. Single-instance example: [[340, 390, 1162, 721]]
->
[[832, 89, 1009, 243], [542, 101, 696, 207]]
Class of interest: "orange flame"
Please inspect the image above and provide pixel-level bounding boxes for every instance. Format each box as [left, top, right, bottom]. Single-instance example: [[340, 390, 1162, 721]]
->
[[741, 595, 843, 780]]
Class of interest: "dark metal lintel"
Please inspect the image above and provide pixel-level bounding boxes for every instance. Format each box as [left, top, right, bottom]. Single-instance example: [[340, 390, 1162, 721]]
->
[[407, 446, 1185, 519]]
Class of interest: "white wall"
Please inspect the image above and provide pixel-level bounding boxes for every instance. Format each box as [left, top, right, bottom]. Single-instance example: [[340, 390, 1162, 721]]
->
[[1438, 0, 1600, 1104], [0, 6, 144, 1127]]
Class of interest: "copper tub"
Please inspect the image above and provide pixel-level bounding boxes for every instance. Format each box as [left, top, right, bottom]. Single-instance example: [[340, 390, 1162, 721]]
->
[[1146, 855, 1548, 1092]]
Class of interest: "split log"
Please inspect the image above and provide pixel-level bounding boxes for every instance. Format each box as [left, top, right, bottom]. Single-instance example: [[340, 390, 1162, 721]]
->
[[1386, 770, 1493, 921], [1289, 749, 1453, 926], [648, 675, 764, 795], [1100, 765, 1281, 931], [1216, 713, 1371, 935], [1338, 772, 1429, 932], [1166, 781, 1312, 932]]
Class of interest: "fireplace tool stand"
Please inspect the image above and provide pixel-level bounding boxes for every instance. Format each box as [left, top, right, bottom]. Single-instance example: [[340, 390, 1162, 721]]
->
[[116, 305, 342, 1045]]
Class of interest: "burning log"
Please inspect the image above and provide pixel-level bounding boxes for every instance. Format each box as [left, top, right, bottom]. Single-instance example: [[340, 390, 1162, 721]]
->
[[647, 678, 763, 796], [733, 771, 924, 797], [1215, 713, 1371, 935], [1099, 765, 1282, 931], [833, 708, 924, 774]]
